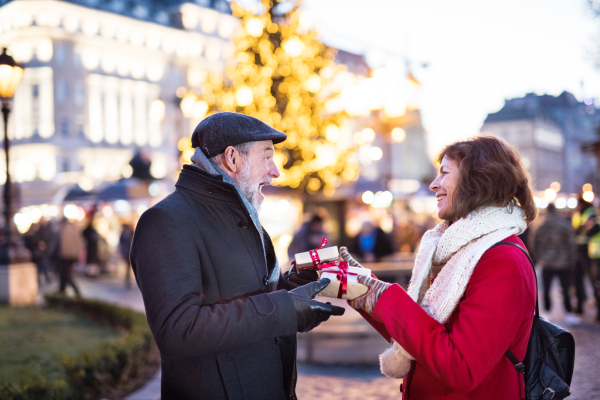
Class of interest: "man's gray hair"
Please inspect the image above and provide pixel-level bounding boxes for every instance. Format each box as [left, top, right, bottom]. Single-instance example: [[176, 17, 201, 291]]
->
[[209, 141, 255, 167]]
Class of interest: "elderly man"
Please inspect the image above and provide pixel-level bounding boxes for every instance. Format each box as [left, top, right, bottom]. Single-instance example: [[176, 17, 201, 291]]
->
[[131, 112, 344, 399]]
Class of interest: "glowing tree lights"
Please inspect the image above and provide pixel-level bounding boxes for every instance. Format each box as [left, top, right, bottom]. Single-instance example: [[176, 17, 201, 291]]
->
[[181, 0, 359, 196]]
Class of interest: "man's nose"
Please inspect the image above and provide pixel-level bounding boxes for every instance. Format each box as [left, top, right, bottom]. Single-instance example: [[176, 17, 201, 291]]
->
[[269, 161, 280, 178]]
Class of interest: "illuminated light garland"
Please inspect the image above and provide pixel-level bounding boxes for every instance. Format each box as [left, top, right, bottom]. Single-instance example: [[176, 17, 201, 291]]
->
[[178, 0, 359, 194]]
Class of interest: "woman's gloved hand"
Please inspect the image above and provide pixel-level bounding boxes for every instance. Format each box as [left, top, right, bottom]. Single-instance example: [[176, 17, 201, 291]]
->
[[339, 246, 363, 268], [350, 275, 392, 315]]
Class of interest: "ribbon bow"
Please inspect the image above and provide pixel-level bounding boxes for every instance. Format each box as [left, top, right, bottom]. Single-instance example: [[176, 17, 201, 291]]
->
[[292, 236, 358, 298], [291, 236, 328, 267], [321, 261, 360, 298]]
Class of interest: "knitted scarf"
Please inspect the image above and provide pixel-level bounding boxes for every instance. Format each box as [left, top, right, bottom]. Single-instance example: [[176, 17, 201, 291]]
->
[[380, 205, 527, 379]]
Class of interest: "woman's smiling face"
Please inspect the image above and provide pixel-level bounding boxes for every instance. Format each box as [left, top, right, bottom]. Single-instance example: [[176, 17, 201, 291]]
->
[[429, 155, 460, 221]]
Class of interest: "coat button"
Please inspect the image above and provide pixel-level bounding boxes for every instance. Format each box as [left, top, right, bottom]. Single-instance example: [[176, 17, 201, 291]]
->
[[263, 275, 269, 285], [274, 337, 281, 344], [237, 220, 248, 229], [207, 188, 214, 194]]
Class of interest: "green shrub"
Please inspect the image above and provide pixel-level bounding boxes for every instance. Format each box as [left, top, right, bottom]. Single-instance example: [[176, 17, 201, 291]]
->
[[0, 294, 158, 400], [0, 377, 70, 400]]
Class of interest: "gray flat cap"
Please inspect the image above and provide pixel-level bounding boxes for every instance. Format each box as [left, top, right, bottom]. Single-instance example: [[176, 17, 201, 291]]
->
[[191, 112, 287, 158]]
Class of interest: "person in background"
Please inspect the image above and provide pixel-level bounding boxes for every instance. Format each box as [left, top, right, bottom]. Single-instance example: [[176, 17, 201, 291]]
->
[[82, 217, 100, 277], [350, 221, 393, 263], [287, 214, 327, 259], [54, 217, 84, 296], [119, 223, 134, 289], [34, 217, 54, 285], [533, 203, 579, 324], [572, 197, 598, 316]]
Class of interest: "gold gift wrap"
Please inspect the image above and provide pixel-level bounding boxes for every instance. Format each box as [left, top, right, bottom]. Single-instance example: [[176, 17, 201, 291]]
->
[[294, 246, 339, 270], [318, 266, 371, 300]]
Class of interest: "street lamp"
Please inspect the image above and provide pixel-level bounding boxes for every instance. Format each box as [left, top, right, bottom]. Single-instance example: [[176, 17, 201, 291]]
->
[[0, 48, 24, 257]]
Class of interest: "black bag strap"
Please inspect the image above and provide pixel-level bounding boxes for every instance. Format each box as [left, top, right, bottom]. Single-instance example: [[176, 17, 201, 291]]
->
[[488, 241, 538, 376]]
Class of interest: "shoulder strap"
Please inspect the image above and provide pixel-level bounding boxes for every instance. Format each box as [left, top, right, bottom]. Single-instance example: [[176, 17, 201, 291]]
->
[[488, 240, 537, 378], [488, 241, 538, 318]]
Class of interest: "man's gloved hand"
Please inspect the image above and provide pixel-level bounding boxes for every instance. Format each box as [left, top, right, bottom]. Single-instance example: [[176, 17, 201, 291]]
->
[[289, 279, 345, 333], [284, 263, 320, 290]]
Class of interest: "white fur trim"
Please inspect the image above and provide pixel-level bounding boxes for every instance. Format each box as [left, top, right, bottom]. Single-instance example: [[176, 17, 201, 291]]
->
[[380, 341, 413, 379]]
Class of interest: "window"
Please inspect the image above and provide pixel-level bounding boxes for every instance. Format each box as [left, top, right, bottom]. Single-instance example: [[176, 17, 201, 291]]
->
[[57, 81, 69, 102], [55, 43, 66, 65], [32, 85, 39, 98], [74, 52, 82, 68], [77, 124, 85, 138], [62, 158, 70, 172], [60, 119, 69, 137], [74, 82, 85, 106]]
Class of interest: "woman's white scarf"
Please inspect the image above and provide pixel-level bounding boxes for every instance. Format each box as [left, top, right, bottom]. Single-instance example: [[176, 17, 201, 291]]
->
[[380, 205, 527, 379]]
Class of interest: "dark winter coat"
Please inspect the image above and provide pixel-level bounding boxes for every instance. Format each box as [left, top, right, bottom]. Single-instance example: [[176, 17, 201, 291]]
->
[[82, 225, 99, 264], [131, 165, 298, 400], [350, 227, 394, 261], [533, 214, 576, 269]]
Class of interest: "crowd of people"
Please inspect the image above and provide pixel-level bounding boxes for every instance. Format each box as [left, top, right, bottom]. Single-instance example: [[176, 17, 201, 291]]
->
[[288, 213, 433, 266], [286, 196, 600, 326], [527, 198, 600, 323], [23, 214, 135, 295]]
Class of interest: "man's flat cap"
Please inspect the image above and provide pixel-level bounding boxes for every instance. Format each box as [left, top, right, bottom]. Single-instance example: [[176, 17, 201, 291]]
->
[[191, 112, 287, 158]]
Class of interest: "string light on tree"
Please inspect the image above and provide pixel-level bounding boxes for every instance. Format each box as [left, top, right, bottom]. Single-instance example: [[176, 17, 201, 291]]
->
[[179, 0, 359, 195]]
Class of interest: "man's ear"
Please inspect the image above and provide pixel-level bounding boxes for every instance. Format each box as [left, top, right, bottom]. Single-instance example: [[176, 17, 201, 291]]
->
[[220, 146, 241, 174]]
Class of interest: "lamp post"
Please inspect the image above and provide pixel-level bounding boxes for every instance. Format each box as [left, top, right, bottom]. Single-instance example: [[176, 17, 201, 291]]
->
[[0, 48, 23, 258]]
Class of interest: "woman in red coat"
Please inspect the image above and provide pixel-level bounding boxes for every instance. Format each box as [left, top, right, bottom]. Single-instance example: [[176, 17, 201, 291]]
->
[[345, 136, 537, 399]]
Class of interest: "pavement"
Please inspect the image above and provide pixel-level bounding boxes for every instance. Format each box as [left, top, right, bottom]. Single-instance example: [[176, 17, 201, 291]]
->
[[38, 271, 600, 400]]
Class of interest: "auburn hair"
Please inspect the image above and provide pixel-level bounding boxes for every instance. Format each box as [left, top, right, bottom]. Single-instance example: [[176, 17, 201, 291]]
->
[[436, 136, 537, 224]]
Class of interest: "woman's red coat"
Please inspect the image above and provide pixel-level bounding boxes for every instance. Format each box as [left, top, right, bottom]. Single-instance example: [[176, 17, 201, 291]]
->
[[363, 235, 536, 399]]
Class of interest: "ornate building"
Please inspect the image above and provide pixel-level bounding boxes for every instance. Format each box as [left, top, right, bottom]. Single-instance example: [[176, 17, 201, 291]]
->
[[481, 91, 599, 193], [0, 0, 237, 206]]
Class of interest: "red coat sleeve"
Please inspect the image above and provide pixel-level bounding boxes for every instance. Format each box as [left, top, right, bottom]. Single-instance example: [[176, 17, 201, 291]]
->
[[371, 246, 535, 394], [356, 308, 392, 342]]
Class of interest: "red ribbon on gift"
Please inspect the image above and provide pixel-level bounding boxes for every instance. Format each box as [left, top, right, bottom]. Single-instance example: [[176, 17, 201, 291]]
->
[[292, 236, 359, 298], [292, 236, 328, 267], [321, 261, 360, 299]]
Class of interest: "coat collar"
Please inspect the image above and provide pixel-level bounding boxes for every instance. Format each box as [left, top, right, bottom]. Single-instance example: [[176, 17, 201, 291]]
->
[[175, 165, 240, 205]]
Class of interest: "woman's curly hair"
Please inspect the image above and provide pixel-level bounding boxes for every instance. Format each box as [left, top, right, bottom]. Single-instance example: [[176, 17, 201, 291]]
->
[[436, 136, 537, 225]]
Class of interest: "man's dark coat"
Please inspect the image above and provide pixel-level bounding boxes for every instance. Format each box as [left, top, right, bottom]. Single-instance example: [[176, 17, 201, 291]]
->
[[131, 165, 298, 400]]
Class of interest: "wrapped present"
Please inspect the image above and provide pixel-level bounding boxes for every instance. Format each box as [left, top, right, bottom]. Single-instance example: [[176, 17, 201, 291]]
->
[[319, 262, 371, 300], [295, 246, 340, 271], [294, 236, 340, 271], [293, 236, 370, 300]]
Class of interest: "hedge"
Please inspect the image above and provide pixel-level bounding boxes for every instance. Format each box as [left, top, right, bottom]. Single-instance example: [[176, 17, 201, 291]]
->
[[0, 294, 159, 400]]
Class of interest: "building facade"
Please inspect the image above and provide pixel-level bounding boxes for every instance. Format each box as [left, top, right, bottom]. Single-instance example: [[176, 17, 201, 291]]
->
[[0, 0, 237, 206], [481, 91, 599, 193]]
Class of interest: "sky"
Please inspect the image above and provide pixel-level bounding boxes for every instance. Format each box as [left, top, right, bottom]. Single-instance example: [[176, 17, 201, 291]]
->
[[301, 0, 600, 158]]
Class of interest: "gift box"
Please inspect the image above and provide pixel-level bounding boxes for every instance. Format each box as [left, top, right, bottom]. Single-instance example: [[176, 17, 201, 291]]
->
[[319, 264, 371, 300], [295, 246, 340, 271], [293, 239, 369, 300]]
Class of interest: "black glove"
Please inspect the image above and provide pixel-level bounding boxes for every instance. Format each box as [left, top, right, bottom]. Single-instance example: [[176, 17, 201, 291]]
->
[[289, 279, 345, 333], [283, 263, 320, 290]]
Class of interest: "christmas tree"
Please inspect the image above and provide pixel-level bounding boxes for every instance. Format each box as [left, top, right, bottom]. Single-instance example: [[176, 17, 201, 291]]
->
[[180, 0, 359, 196]]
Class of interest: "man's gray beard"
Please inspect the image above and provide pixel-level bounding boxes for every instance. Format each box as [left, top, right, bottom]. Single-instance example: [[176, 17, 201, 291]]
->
[[235, 159, 262, 213]]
